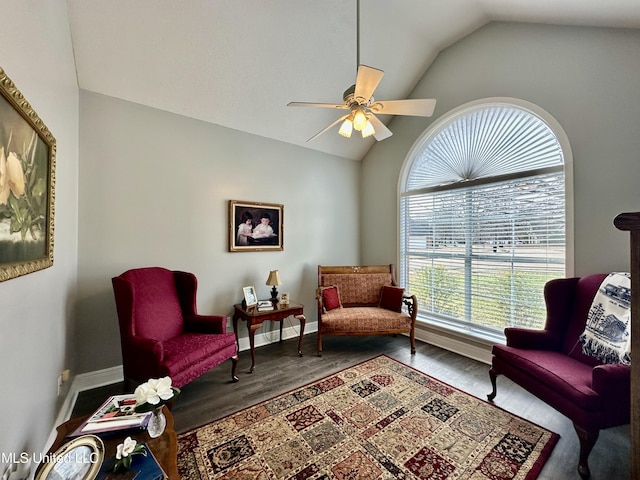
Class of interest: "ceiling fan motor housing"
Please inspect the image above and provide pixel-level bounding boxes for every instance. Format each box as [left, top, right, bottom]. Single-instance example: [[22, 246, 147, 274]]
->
[[343, 84, 372, 112], [343, 84, 356, 102]]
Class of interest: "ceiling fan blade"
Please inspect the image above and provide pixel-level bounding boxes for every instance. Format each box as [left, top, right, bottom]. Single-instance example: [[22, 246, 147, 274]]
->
[[307, 114, 350, 142], [369, 98, 436, 117], [288, 102, 348, 109], [368, 114, 393, 141], [354, 65, 384, 103]]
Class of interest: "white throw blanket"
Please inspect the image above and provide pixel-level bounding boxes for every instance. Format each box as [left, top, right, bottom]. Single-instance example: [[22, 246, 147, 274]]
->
[[579, 272, 631, 365]]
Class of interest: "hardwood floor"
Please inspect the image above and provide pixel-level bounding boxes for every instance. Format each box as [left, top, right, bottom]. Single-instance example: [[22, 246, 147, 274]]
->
[[73, 334, 630, 479]]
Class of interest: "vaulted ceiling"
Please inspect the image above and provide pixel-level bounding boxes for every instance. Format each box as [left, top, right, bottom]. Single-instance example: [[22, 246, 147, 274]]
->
[[66, 0, 640, 160]]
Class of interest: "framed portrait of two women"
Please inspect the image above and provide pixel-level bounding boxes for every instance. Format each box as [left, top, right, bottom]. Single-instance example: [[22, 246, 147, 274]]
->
[[229, 200, 283, 252]]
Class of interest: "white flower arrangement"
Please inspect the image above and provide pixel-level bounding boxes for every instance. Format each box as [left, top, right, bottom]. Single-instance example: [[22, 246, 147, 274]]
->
[[133, 376, 180, 413], [112, 436, 146, 472]]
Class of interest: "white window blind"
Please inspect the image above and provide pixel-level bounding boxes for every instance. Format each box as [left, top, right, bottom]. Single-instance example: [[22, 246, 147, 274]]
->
[[400, 104, 566, 334]]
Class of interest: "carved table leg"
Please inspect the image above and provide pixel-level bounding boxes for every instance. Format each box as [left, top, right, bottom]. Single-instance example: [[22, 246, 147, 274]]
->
[[248, 322, 261, 373], [295, 314, 306, 356]]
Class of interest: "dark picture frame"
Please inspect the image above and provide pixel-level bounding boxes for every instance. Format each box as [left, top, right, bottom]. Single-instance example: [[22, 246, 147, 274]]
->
[[229, 200, 283, 252], [0, 67, 56, 281]]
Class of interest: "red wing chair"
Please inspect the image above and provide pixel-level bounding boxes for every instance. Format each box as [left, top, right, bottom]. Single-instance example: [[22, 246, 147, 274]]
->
[[112, 267, 239, 390], [488, 274, 630, 479]]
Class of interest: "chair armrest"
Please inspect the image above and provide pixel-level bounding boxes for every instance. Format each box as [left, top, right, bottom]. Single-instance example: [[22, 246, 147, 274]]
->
[[592, 363, 631, 395], [184, 314, 227, 334], [128, 336, 164, 362], [504, 327, 563, 350], [316, 288, 325, 315], [402, 294, 418, 322], [592, 363, 631, 425]]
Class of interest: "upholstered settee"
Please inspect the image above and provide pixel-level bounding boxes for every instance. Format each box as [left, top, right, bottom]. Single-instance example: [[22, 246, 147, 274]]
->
[[316, 265, 417, 355], [112, 267, 239, 389], [488, 274, 631, 479]]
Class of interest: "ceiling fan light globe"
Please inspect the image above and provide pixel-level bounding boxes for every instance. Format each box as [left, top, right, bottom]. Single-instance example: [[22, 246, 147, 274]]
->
[[338, 119, 353, 138], [352, 109, 367, 131], [361, 120, 375, 138]]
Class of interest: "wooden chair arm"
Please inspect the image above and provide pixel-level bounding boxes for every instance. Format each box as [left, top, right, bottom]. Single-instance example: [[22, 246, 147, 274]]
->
[[403, 294, 418, 322]]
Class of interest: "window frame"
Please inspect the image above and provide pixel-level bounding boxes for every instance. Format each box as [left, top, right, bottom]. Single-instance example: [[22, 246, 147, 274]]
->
[[397, 98, 574, 339]]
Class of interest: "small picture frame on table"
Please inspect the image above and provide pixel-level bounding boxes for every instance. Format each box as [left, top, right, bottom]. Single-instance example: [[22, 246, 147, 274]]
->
[[243, 286, 258, 308], [279, 292, 290, 305]]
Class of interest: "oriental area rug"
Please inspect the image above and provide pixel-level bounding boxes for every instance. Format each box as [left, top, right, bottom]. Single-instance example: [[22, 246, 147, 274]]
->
[[177, 355, 558, 479]]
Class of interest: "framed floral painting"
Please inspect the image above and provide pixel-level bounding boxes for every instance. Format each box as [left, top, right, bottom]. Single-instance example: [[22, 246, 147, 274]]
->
[[229, 200, 283, 252], [0, 67, 56, 281]]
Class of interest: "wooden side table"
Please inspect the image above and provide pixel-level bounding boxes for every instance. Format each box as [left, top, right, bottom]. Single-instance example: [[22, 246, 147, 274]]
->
[[233, 302, 305, 372], [39, 406, 178, 479]]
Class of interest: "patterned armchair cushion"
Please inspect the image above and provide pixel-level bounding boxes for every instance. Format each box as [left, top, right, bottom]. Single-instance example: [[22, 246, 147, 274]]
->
[[321, 307, 413, 333], [321, 273, 393, 305], [161, 332, 237, 386]]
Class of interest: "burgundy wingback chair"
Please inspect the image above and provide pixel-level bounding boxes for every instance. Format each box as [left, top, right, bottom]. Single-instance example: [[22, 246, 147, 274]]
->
[[488, 274, 630, 479], [112, 267, 239, 390]]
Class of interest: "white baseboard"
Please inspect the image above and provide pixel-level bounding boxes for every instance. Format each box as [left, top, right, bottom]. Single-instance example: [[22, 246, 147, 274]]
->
[[414, 322, 493, 364], [53, 322, 318, 426], [43, 365, 125, 461], [235, 322, 317, 352]]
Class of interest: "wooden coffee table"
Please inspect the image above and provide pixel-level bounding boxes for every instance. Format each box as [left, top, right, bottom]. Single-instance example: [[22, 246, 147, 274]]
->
[[233, 302, 305, 372], [39, 405, 178, 479]]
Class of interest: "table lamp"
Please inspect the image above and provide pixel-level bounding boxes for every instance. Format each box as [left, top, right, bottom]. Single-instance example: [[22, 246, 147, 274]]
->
[[266, 270, 282, 303]]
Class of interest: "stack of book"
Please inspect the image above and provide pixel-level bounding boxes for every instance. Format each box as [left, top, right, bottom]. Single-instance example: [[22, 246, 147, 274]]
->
[[257, 300, 274, 311], [71, 394, 152, 436]]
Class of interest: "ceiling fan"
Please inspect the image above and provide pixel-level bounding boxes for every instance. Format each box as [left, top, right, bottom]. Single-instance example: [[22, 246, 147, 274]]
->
[[287, 1, 436, 142]]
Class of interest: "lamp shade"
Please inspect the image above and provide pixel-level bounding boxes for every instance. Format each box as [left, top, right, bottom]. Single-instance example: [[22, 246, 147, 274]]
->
[[361, 119, 375, 138], [338, 118, 353, 138], [352, 108, 367, 131], [266, 270, 282, 286]]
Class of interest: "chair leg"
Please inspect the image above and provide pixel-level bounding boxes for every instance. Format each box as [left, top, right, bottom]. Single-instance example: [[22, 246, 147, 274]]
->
[[574, 424, 598, 479], [317, 332, 323, 357], [487, 368, 499, 401], [230, 354, 239, 383]]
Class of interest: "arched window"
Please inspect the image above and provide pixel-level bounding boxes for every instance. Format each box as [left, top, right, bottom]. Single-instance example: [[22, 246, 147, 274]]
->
[[399, 99, 571, 337]]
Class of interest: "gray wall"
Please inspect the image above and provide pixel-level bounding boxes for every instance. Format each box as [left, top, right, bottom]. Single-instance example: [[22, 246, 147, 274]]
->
[[76, 91, 361, 373], [0, 1, 79, 467], [361, 22, 640, 275]]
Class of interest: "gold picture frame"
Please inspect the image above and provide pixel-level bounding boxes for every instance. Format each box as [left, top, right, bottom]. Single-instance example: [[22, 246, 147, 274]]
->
[[0, 67, 56, 281], [35, 434, 104, 480], [229, 200, 283, 252]]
